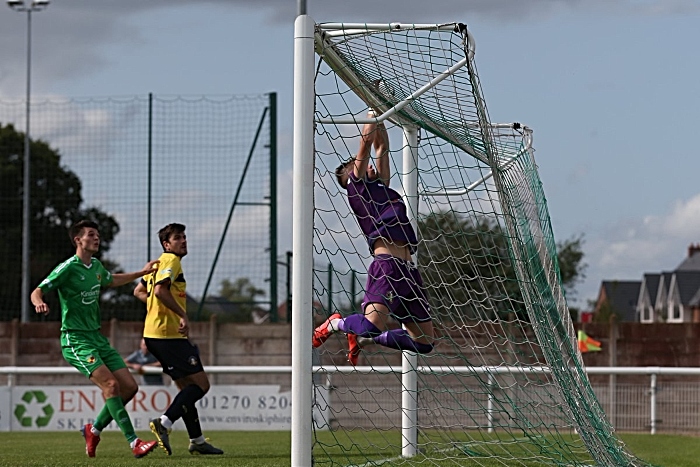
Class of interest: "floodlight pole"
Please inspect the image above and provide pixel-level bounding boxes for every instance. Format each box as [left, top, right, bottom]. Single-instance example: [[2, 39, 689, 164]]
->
[[7, 0, 50, 323]]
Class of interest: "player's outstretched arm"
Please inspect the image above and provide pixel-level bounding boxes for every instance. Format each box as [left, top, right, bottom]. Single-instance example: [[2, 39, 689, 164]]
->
[[30, 288, 49, 315], [353, 116, 377, 180], [374, 121, 390, 186], [110, 260, 160, 288]]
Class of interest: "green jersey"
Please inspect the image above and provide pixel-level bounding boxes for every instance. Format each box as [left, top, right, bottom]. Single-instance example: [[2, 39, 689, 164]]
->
[[38, 255, 113, 332]]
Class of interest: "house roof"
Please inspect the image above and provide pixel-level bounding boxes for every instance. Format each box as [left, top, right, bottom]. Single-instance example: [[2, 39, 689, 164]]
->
[[656, 272, 674, 301], [642, 273, 661, 304], [690, 288, 700, 307], [672, 271, 700, 305], [602, 245, 700, 321], [601, 280, 641, 322], [675, 249, 700, 271]]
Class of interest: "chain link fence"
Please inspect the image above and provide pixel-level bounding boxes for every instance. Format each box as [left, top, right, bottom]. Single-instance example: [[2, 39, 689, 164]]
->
[[0, 93, 277, 322]]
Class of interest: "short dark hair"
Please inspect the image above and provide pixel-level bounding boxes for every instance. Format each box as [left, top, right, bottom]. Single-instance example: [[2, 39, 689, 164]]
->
[[68, 220, 99, 247], [158, 223, 186, 251], [335, 158, 354, 190]]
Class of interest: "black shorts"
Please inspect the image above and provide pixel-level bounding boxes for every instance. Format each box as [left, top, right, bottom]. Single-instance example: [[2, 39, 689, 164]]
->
[[144, 337, 204, 381]]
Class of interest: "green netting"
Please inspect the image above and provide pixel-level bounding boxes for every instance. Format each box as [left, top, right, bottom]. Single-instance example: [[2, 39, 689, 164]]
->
[[310, 23, 650, 466]]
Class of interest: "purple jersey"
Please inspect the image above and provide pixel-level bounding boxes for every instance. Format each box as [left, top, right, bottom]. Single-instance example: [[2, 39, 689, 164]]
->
[[346, 172, 418, 255]]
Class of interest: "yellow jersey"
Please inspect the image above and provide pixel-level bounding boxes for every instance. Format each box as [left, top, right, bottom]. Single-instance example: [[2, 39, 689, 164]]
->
[[143, 252, 187, 339]]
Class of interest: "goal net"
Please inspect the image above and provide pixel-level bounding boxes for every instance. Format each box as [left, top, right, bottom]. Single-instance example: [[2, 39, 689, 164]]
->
[[293, 19, 648, 466]]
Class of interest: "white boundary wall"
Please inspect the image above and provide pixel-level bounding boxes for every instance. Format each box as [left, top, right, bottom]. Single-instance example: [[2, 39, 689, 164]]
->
[[0, 384, 330, 432], [0, 366, 330, 432]]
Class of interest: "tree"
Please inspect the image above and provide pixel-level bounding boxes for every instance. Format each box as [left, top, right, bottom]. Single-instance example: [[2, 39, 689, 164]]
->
[[592, 301, 621, 324], [213, 277, 266, 322], [417, 211, 586, 322], [417, 212, 520, 321], [556, 234, 587, 302], [0, 123, 139, 321]]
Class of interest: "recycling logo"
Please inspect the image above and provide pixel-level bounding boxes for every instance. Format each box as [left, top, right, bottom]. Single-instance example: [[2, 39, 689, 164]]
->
[[14, 390, 54, 428]]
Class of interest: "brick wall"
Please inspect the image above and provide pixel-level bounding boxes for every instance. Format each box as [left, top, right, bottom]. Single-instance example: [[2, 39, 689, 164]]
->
[[3, 320, 699, 386], [0, 317, 293, 386]]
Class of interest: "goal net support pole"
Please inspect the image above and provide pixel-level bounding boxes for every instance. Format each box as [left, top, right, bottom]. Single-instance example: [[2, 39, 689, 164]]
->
[[402, 124, 419, 458]]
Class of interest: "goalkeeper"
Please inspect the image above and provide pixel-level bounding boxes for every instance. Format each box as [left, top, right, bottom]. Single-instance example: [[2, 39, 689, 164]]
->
[[313, 114, 434, 365]]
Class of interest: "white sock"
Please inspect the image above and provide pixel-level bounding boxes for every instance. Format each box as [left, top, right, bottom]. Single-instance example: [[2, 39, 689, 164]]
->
[[190, 435, 206, 445], [130, 439, 138, 449], [160, 415, 173, 430], [91, 426, 101, 437], [329, 317, 342, 333]]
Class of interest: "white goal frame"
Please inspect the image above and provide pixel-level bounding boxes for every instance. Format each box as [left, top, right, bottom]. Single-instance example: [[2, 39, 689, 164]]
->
[[292, 16, 499, 466]]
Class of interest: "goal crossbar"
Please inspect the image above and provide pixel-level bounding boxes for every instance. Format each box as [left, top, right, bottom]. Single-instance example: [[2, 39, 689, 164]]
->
[[420, 123, 532, 196], [314, 23, 487, 163]]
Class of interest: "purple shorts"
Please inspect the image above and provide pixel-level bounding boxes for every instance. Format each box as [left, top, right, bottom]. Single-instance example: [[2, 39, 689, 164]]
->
[[362, 254, 431, 324]]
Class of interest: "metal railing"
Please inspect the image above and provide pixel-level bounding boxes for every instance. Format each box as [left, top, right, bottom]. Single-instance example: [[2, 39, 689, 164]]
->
[[2, 365, 698, 434]]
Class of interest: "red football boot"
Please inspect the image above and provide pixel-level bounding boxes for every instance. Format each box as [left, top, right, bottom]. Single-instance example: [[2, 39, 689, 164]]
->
[[80, 423, 100, 458], [347, 333, 361, 366], [132, 439, 158, 458], [312, 313, 341, 348]]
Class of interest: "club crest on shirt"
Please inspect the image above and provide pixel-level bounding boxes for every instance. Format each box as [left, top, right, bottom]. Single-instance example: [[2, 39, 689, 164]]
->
[[86, 355, 96, 364], [188, 356, 199, 366], [96, 274, 101, 282]]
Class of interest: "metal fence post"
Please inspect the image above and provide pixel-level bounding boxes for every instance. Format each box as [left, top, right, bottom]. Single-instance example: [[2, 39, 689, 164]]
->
[[147, 92, 153, 261], [487, 372, 494, 433], [650, 373, 657, 435], [327, 263, 333, 316], [268, 92, 278, 322]]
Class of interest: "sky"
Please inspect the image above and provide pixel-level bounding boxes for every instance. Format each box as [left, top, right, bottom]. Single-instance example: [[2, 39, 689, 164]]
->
[[1, 0, 700, 309]]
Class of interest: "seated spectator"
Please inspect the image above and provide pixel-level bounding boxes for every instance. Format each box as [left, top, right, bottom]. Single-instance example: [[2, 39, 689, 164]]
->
[[125, 338, 163, 385]]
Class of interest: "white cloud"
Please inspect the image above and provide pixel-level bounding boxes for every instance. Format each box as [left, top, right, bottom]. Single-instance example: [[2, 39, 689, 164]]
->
[[658, 194, 700, 237]]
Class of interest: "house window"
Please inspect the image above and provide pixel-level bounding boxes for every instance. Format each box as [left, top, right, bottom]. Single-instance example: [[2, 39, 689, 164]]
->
[[672, 303, 682, 321], [643, 305, 652, 322]]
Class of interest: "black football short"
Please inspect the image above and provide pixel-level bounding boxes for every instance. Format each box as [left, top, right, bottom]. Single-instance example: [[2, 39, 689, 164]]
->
[[144, 337, 204, 381]]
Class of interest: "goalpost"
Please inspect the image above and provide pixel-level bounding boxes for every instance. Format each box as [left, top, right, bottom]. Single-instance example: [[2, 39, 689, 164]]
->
[[292, 15, 649, 467]]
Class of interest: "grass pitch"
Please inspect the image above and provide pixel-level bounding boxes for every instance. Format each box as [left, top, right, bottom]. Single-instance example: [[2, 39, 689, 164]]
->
[[0, 430, 289, 467], [0, 430, 698, 466]]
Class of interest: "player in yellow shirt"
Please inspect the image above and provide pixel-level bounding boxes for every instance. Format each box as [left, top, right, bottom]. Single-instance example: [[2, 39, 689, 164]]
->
[[134, 223, 223, 456]]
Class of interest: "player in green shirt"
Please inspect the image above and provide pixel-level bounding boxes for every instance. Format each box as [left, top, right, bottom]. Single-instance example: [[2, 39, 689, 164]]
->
[[30, 220, 160, 459]]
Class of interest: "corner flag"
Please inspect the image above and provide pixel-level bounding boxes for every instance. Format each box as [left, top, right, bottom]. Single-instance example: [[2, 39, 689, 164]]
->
[[577, 330, 601, 353]]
